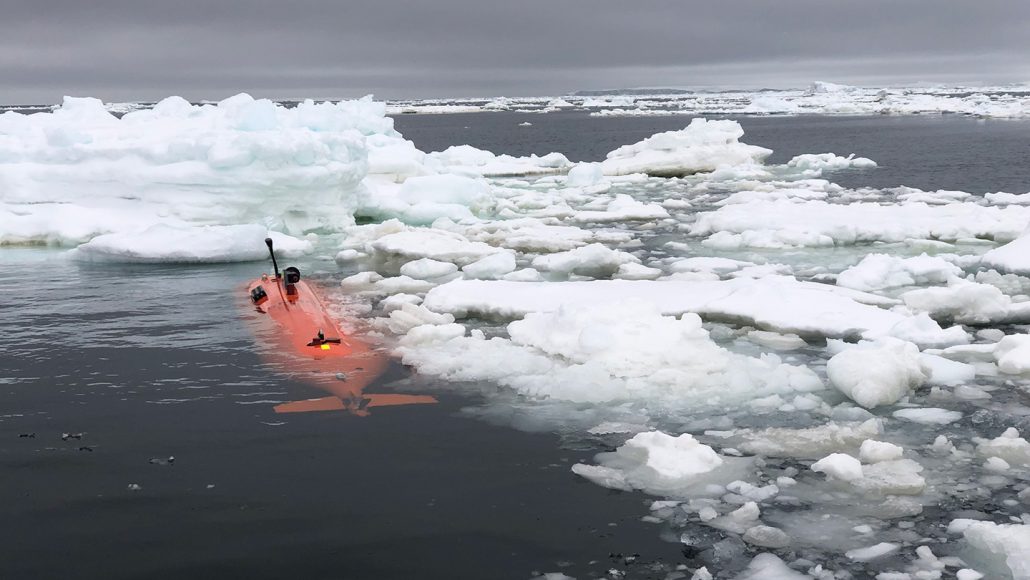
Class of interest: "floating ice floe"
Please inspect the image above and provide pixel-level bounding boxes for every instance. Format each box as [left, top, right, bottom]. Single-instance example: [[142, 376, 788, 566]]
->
[[571, 431, 726, 494], [599, 118, 772, 177], [836, 253, 963, 292], [982, 226, 1030, 275], [424, 145, 570, 177], [691, 200, 1030, 249], [422, 277, 966, 344], [0, 94, 382, 244], [396, 301, 822, 406], [69, 224, 311, 263], [950, 519, 1030, 580], [826, 338, 927, 408]]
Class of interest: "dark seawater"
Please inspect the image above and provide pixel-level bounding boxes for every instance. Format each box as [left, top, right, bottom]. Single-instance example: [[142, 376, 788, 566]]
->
[[394, 111, 1030, 194], [0, 251, 680, 580]]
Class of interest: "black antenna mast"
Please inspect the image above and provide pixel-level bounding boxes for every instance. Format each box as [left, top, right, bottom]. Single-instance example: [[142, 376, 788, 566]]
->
[[264, 237, 281, 279]]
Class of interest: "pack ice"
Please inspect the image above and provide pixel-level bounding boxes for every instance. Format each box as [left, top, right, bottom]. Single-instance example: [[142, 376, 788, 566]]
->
[[8, 93, 1030, 579]]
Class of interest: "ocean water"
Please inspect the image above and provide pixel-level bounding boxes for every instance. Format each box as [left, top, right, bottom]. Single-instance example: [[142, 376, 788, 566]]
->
[[2, 112, 1029, 579]]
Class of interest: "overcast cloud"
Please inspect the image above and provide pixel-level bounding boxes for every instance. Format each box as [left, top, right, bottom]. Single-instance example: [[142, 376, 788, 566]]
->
[[2, 0, 1029, 104]]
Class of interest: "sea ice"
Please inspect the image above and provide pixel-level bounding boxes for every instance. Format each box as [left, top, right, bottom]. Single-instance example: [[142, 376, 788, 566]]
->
[[836, 253, 962, 292], [69, 224, 311, 263], [953, 520, 1030, 580], [422, 277, 962, 344], [826, 339, 926, 408], [571, 431, 726, 495], [811, 453, 864, 481], [599, 118, 771, 177], [859, 440, 905, 463]]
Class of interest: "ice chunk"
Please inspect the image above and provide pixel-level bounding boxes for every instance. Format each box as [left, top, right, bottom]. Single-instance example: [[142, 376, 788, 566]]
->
[[371, 230, 505, 266], [70, 224, 311, 263], [919, 353, 977, 385], [786, 153, 876, 176], [461, 252, 518, 280], [852, 459, 926, 495], [399, 258, 459, 280], [600, 118, 772, 177], [530, 243, 639, 277], [379, 293, 422, 314], [826, 339, 926, 408], [845, 542, 900, 562], [1, 94, 385, 244], [733, 419, 883, 458], [734, 553, 811, 579], [571, 194, 669, 222], [955, 520, 1030, 580], [811, 453, 864, 481], [836, 253, 962, 292], [384, 303, 455, 334], [710, 501, 761, 534], [614, 262, 663, 281], [982, 227, 1030, 275], [892, 408, 963, 425], [902, 279, 1018, 325], [859, 440, 904, 463], [975, 428, 1030, 467], [994, 334, 1030, 374], [572, 431, 724, 494], [565, 162, 605, 187], [742, 525, 791, 549]]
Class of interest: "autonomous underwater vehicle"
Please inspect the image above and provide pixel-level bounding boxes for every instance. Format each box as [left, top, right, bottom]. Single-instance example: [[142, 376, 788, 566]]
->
[[244, 238, 436, 416]]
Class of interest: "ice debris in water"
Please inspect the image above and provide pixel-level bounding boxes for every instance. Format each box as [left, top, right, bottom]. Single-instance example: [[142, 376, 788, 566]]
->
[[982, 225, 1030, 275], [975, 428, 1030, 467], [950, 519, 1030, 579], [826, 338, 926, 409], [811, 453, 863, 482], [571, 431, 724, 494], [835, 253, 962, 292]]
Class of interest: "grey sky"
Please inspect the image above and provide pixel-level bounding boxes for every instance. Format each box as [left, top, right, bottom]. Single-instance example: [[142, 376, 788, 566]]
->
[[2, 0, 1029, 104]]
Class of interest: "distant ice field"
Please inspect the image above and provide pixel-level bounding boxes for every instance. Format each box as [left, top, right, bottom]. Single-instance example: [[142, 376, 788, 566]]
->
[[396, 111, 1030, 194]]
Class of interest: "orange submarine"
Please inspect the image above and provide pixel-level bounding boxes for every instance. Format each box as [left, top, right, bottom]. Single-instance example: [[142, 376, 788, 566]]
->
[[243, 238, 436, 416]]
